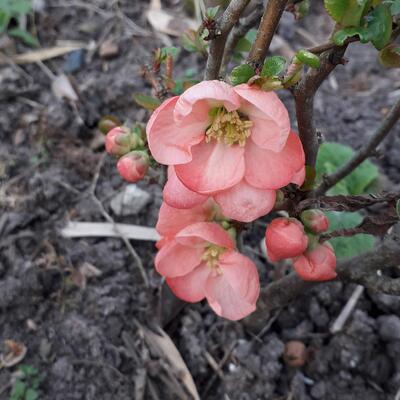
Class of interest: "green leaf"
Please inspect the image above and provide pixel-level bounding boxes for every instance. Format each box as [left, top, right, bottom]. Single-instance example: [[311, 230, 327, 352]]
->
[[11, 380, 26, 400], [326, 211, 375, 258], [234, 29, 257, 53], [316, 142, 379, 195], [0, 0, 32, 15], [132, 93, 161, 110], [333, 26, 369, 46], [160, 46, 180, 60], [229, 64, 255, 85], [390, 0, 400, 14], [8, 27, 39, 47], [171, 78, 199, 95], [367, 4, 392, 50], [25, 389, 39, 400], [206, 5, 219, 19], [295, 50, 321, 68], [379, 43, 400, 67], [324, 0, 348, 22], [324, 0, 371, 26], [19, 365, 38, 377], [261, 56, 286, 77], [0, 10, 10, 33]]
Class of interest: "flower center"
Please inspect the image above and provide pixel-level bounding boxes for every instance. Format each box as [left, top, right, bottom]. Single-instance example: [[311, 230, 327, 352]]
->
[[201, 244, 225, 273], [206, 108, 252, 147]]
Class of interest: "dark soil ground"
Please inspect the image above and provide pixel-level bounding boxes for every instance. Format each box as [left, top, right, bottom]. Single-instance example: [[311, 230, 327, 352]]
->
[[1, 1, 400, 399]]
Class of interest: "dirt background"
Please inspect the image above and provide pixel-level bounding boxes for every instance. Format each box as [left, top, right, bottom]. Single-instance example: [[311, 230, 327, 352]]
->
[[1, 1, 400, 399]]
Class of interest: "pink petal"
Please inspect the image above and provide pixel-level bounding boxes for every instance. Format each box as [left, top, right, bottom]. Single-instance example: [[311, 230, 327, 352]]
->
[[214, 180, 276, 222], [245, 132, 305, 190], [163, 166, 208, 209], [175, 140, 245, 194], [174, 80, 241, 122], [166, 263, 210, 303], [155, 239, 203, 278], [205, 251, 260, 320], [156, 200, 215, 238], [176, 222, 234, 249], [146, 96, 204, 165], [291, 166, 306, 186], [234, 84, 290, 152]]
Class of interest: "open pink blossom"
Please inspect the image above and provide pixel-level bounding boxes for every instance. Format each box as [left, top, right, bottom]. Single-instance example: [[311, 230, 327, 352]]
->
[[300, 209, 329, 233], [147, 81, 304, 195], [265, 218, 308, 262], [155, 222, 260, 320], [293, 243, 337, 281]]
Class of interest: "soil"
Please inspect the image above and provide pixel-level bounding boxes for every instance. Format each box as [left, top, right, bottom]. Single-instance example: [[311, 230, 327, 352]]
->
[[1, 1, 400, 399]]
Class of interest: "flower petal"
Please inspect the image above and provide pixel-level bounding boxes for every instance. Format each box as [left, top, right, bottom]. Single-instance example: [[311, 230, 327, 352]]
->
[[174, 80, 241, 122], [245, 132, 305, 190], [175, 140, 245, 194], [163, 166, 208, 209], [155, 239, 203, 278], [146, 96, 204, 165], [235, 84, 290, 152], [214, 180, 276, 222], [205, 251, 260, 320], [166, 263, 209, 303], [156, 199, 215, 238], [176, 222, 234, 249], [291, 166, 306, 186]]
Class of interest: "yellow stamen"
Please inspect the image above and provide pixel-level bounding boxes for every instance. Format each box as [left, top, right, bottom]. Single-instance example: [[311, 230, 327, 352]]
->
[[201, 244, 225, 274], [206, 108, 252, 147]]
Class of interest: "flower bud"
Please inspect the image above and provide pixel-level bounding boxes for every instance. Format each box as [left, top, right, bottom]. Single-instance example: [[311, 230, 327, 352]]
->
[[105, 127, 139, 157], [300, 209, 329, 233], [117, 151, 149, 182], [293, 243, 336, 281], [265, 218, 308, 262]]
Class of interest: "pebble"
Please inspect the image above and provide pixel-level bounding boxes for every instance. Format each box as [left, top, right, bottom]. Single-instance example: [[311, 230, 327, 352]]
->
[[378, 315, 400, 341], [99, 39, 119, 59], [110, 184, 151, 216]]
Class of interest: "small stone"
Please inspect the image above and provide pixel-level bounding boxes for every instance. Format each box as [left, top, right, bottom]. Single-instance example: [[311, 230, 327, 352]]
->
[[378, 315, 400, 341], [64, 50, 84, 73], [110, 184, 151, 216], [52, 357, 73, 381], [99, 39, 119, 59], [284, 341, 307, 367]]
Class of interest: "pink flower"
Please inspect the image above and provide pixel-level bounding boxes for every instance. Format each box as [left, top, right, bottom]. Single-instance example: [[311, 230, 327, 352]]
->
[[105, 127, 139, 157], [300, 209, 329, 233], [265, 218, 308, 262], [155, 221, 260, 320], [146, 81, 304, 195], [117, 150, 149, 182], [293, 243, 337, 281]]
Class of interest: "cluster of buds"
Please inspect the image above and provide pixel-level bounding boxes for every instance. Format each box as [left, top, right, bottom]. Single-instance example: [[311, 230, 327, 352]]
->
[[105, 126, 150, 183], [265, 210, 336, 281]]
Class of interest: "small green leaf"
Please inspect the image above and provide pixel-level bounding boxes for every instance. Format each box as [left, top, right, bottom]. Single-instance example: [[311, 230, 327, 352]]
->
[[1, 0, 32, 15], [171, 78, 199, 95], [333, 26, 367, 46], [261, 56, 286, 77], [295, 50, 321, 68], [25, 388, 39, 400], [206, 5, 219, 19], [295, 0, 311, 18], [326, 211, 375, 258], [316, 142, 379, 195], [0, 11, 10, 33], [390, 0, 400, 15], [379, 43, 400, 67], [229, 64, 255, 85], [324, 0, 371, 26], [234, 29, 257, 53], [8, 27, 39, 47], [324, 0, 348, 22], [160, 46, 180, 60], [19, 365, 38, 377], [11, 380, 26, 399], [367, 4, 392, 50], [132, 93, 161, 110]]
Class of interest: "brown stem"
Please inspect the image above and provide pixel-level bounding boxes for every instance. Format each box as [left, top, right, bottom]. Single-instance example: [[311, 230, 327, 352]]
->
[[293, 46, 347, 167], [245, 235, 400, 331], [247, 0, 288, 67], [314, 98, 400, 196], [204, 0, 251, 80]]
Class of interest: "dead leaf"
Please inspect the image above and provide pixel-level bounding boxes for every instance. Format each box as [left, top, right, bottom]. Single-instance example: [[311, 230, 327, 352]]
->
[[0, 340, 27, 368], [146, 0, 198, 37], [140, 325, 200, 400], [52, 74, 79, 101], [80, 262, 102, 278]]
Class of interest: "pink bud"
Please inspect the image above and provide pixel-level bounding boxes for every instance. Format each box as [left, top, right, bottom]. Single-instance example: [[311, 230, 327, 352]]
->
[[105, 127, 138, 157], [117, 151, 149, 182], [293, 243, 337, 281], [265, 218, 308, 262], [300, 209, 329, 233]]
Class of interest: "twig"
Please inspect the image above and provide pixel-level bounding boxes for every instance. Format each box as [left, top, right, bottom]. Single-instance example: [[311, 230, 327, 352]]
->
[[314, 97, 400, 196], [293, 45, 347, 167], [330, 285, 364, 334], [89, 155, 149, 287], [204, 0, 251, 80], [247, 0, 289, 67], [221, 2, 264, 67], [307, 36, 359, 54]]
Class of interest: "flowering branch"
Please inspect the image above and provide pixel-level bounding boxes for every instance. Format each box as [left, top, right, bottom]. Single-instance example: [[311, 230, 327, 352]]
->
[[314, 98, 400, 196], [293, 46, 348, 167], [204, 0, 251, 80], [247, 0, 289, 67]]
